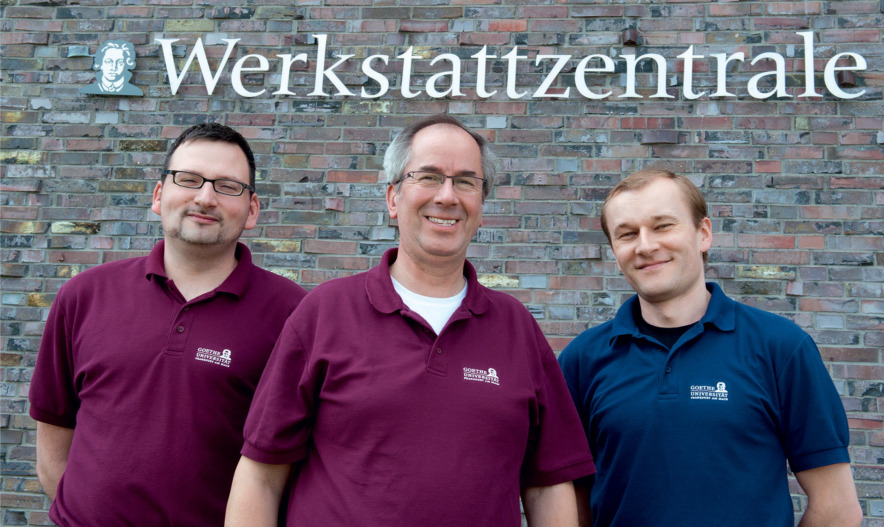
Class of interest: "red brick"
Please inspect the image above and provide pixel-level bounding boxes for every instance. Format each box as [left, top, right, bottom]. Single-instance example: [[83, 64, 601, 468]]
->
[[326, 171, 379, 184], [755, 161, 782, 173], [847, 418, 883, 430], [399, 20, 448, 33], [302, 240, 357, 255], [548, 276, 603, 290], [488, 20, 527, 32], [736, 234, 795, 249]]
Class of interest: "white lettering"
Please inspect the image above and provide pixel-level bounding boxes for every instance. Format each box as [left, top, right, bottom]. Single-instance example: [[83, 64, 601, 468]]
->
[[711, 52, 744, 97], [797, 31, 821, 97], [272, 53, 308, 96], [156, 37, 239, 95], [748, 52, 788, 99], [361, 54, 390, 98], [503, 47, 529, 99], [472, 46, 498, 98], [824, 52, 867, 99], [575, 54, 614, 100], [154, 33, 867, 101], [679, 45, 705, 100], [621, 52, 672, 99], [309, 34, 354, 97], [398, 47, 421, 98], [426, 53, 463, 98], [533, 54, 571, 98], [231, 54, 270, 98]]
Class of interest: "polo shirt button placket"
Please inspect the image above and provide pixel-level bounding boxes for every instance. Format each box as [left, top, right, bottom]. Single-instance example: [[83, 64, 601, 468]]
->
[[177, 325, 185, 333]]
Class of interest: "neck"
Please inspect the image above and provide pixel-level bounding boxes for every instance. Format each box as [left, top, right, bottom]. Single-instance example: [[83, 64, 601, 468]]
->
[[162, 239, 239, 301], [637, 281, 711, 328], [389, 250, 466, 298]]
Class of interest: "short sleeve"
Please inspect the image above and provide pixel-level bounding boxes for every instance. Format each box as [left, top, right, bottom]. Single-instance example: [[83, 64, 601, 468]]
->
[[520, 325, 595, 487], [779, 334, 851, 473], [29, 289, 80, 428], [241, 314, 319, 465], [557, 340, 590, 435]]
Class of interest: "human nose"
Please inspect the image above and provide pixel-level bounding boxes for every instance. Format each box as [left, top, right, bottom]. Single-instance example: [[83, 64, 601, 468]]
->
[[635, 229, 658, 255], [192, 180, 220, 206], [433, 177, 459, 204]]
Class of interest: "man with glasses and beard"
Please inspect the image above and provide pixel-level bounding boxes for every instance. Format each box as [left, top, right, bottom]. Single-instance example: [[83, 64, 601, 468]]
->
[[30, 123, 306, 526]]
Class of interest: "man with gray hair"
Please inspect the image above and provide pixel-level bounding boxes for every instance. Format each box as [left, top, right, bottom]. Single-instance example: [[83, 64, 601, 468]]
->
[[226, 114, 595, 526]]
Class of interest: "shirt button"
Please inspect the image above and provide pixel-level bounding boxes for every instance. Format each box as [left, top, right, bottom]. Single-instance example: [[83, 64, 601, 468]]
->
[[177, 325, 185, 333], [665, 366, 672, 373], [435, 347, 442, 354]]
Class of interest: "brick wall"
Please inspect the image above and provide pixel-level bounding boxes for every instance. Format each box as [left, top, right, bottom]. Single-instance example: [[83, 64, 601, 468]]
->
[[1, 0, 883, 524]]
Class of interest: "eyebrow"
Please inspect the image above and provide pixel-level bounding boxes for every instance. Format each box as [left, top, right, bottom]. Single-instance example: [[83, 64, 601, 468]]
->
[[416, 165, 479, 177], [612, 214, 680, 233]]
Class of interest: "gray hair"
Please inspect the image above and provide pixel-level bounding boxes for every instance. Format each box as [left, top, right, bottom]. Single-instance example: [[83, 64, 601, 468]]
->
[[382, 114, 500, 199]]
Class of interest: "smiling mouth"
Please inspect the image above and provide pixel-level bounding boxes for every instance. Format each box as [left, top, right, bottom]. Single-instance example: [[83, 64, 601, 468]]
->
[[428, 216, 457, 227], [637, 260, 669, 270], [187, 211, 221, 224]]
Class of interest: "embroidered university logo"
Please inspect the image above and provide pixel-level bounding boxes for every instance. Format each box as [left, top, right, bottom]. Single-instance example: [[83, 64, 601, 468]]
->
[[690, 382, 729, 401], [463, 367, 500, 386], [195, 347, 232, 368]]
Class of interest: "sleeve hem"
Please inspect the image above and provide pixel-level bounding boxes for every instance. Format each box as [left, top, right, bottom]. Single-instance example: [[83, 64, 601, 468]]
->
[[522, 459, 597, 488], [240, 442, 308, 466], [789, 446, 851, 473], [28, 407, 76, 429]]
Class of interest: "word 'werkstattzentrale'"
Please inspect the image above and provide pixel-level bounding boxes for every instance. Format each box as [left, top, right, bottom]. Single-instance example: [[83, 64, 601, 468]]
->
[[156, 32, 867, 100]]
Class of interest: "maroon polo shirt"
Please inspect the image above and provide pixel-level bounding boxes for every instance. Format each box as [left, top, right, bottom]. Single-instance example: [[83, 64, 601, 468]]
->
[[243, 248, 595, 527], [29, 241, 306, 527]]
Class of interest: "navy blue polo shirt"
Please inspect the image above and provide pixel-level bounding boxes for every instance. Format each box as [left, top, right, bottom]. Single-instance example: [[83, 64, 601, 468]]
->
[[558, 282, 850, 527]]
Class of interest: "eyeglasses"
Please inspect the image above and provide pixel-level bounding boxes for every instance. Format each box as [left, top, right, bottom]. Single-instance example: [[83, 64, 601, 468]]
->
[[398, 171, 486, 194], [163, 170, 255, 197]]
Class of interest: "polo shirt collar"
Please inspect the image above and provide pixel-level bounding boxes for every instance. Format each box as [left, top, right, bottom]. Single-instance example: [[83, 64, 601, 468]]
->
[[145, 240, 254, 298], [366, 248, 491, 316], [609, 281, 736, 344]]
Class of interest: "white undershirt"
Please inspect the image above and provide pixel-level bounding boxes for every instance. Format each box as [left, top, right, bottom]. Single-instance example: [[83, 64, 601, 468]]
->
[[391, 275, 467, 335]]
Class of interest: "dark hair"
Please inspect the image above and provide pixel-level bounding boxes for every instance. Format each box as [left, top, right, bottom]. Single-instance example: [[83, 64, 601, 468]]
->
[[382, 114, 500, 199], [162, 123, 257, 187], [600, 169, 710, 264]]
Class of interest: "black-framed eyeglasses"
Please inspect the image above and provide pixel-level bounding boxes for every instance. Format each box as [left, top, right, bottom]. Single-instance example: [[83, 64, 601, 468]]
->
[[163, 170, 255, 197], [397, 171, 486, 194]]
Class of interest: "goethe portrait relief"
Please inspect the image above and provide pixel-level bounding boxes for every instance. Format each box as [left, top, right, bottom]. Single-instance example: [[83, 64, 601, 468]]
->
[[80, 40, 143, 96]]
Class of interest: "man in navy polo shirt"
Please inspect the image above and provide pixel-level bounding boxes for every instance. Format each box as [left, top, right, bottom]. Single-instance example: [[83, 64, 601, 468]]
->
[[558, 169, 862, 526], [29, 123, 307, 526], [226, 115, 595, 526]]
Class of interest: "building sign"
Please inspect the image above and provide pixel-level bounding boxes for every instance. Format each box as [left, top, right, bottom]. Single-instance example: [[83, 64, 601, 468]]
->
[[151, 32, 867, 101]]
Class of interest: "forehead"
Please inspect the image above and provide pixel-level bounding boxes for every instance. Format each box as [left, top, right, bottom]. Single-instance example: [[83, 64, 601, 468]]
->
[[168, 140, 250, 181], [103, 48, 125, 60], [606, 178, 693, 226], [407, 124, 482, 174]]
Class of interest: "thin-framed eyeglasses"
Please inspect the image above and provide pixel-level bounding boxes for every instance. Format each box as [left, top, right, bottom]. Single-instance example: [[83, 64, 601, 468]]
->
[[397, 171, 486, 194], [163, 170, 255, 197]]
